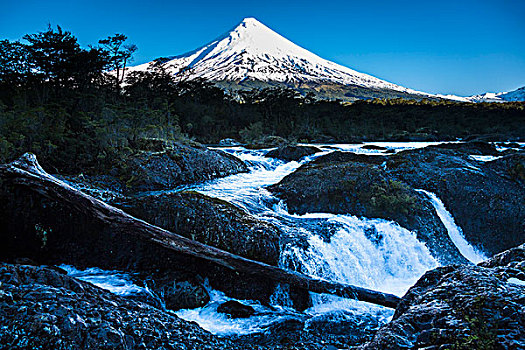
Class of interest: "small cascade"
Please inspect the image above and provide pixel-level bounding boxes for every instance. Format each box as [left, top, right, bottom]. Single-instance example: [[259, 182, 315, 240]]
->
[[416, 189, 487, 263], [276, 211, 438, 306], [60, 265, 151, 297]]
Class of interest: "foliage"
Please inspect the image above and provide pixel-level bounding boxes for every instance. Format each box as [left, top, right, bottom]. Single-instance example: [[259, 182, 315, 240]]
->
[[369, 180, 418, 215]]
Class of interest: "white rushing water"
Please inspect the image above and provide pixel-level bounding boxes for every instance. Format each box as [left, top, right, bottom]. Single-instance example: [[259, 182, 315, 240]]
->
[[170, 143, 440, 334], [416, 189, 487, 263], [61, 142, 460, 336], [60, 264, 152, 296]]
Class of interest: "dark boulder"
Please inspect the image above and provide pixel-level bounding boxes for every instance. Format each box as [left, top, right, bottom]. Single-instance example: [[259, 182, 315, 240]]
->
[[362, 244, 525, 349], [0, 263, 237, 350], [387, 147, 525, 255], [484, 153, 525, 184], [58, 140, 248, 196], [265, 145, 322, 161], [432, 141, 500, 155], [142, 272, 210, 310], [360, 145, 388, 151], [217, 300, 255, 318], [122, 191, 281, 265], [232, 317, 307, 347], [118, 141, 248, 192], [245, 135, 289, 149], [219, 138, 242, 146], [306, 311, 382, 346], [268, 156, 465, 264]]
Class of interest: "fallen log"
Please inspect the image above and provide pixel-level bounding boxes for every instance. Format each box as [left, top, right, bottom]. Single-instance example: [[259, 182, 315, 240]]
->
[[0, 153, 401, 309]]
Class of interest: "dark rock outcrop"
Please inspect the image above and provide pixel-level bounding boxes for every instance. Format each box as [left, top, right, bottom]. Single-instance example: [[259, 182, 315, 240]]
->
[[386, 147, 525, 255], [362, 244, 525, 349], [0, 263, 237, 350], [270, 144, 525, 258], [269, 153, 465, 264], [233, 317, 307, 347], [121, 191, 283, 303], [219, 138, 242, 146], [306, 311, 382, 346], [141, 272, 210, 310], [115, 141, 248, 192], [245, 135, 289, 149], [432, 141, 500, 155], [59, 140, 248, 196], [122, 191, 281, 265], [265, 145, 322, 161], [0, 171, 217, 311], [217, 300, 255, 318], [361, 145, 388, 151]]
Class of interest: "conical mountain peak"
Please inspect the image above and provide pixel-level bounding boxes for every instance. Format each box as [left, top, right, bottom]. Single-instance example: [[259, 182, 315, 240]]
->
[[128, 18, 466, 101]]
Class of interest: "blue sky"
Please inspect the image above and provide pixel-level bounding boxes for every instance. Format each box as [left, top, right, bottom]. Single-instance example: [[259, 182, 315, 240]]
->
[[2, 0, 524, 96]]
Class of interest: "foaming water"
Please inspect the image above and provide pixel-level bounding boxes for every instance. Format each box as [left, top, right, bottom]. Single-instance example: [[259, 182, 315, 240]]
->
[[416, 189, 487, 263], [60, 264, 150, 296], [278, 212, 438, 296], [175, 289, 300, 336], [192, 147, 329, 213], [311, 141, 450, 154]]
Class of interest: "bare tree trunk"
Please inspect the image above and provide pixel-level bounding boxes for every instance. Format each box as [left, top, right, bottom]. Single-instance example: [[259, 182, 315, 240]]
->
[[0, 153, 401, 309]]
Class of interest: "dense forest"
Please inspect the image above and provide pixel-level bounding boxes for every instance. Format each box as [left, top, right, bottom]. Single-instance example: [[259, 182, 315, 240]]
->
[[1, 26, 524, 174]]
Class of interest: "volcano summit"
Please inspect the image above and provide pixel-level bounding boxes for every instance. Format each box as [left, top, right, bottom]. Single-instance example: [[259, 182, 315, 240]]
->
[[127, 18, 468, 101]]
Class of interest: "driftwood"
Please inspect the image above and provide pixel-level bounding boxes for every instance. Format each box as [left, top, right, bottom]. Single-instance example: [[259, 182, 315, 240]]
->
[[0, 153, 401, 309]]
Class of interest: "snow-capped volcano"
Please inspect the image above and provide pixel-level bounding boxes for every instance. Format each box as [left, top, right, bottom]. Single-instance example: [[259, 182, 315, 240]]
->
[[128, 18, 467, 101]]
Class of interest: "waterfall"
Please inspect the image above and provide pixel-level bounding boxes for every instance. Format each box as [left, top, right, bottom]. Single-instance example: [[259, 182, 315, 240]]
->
[[416, 189, 487, 263]]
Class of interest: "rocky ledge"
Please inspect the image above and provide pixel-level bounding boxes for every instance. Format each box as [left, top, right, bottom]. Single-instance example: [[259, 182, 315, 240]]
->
[[363, 243, 525, 349], [268, 150, 465, 264], [0, 263, 238, 350], [62, 139, 248, 194], [265, 145, 322, 161], [2, 243, 523, 349], [269, 142, 525, 259]]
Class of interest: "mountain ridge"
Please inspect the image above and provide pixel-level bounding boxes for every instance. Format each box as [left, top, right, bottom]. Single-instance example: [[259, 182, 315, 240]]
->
[[127, 18, 522, 102]]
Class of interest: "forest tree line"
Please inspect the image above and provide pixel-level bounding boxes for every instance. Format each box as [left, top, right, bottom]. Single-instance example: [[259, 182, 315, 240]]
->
[[1, 25, 524, 174]]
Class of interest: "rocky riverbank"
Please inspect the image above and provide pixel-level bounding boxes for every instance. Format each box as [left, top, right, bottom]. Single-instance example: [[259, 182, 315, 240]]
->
[[1, 141, 524, 349], [1, 244, 523, 349]]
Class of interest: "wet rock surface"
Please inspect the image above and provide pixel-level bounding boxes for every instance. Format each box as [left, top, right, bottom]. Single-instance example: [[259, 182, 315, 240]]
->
[[270, 142, 525, 258], [122, 191, 281, 265], [141, 272, 210, 311], [217, 300, 255, 318], [387, 146, 525, 255], [231, 310, 383, 349], [362, 244, 525, 349], [269, 151, 465, 264], [62, 140, 248, 194], [2, 143, 524, 349], [360, 145, 388, 151], [265, 145, 322, 161], [0, 263, 238, 350], [0, 160, 289, 307]]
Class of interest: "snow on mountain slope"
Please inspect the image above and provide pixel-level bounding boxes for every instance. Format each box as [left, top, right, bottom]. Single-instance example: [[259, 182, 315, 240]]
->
[[126, 18, 471, 101], [467, 86, 525, 102]]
